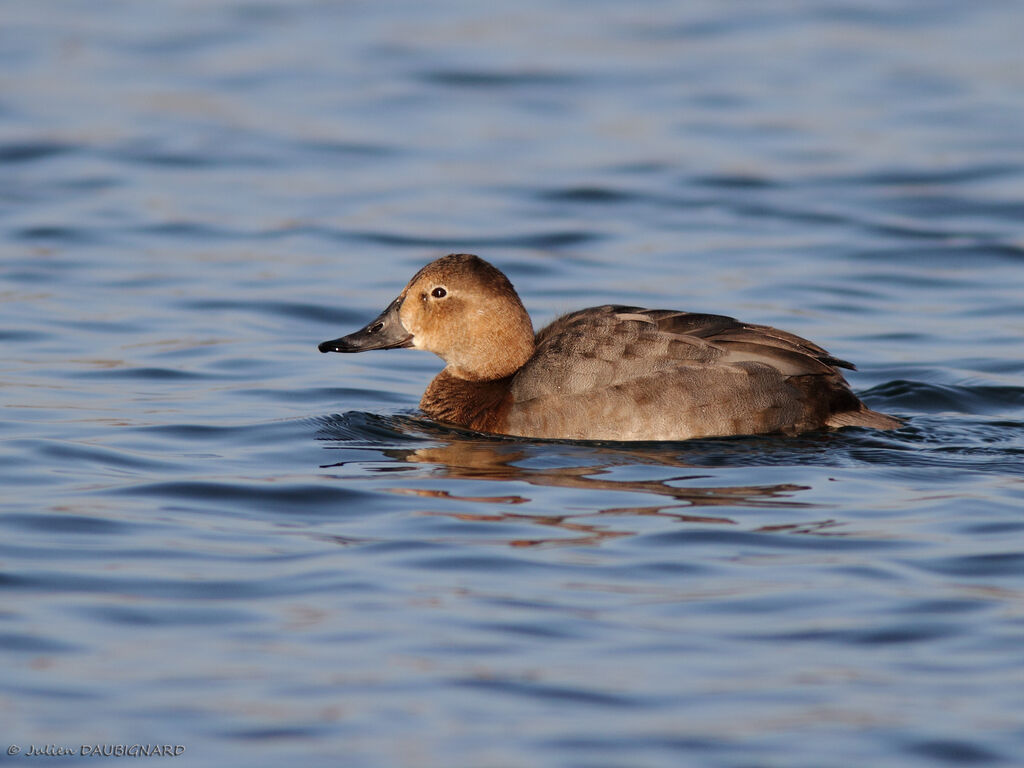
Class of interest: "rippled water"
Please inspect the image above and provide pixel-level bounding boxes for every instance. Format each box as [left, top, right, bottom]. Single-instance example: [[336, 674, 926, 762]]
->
[[3, 1, 1024, 766]]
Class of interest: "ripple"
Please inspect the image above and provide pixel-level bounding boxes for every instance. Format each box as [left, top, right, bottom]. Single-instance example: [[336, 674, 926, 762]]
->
[[314, 412, 437, 445], [908, 552, 1024, 579], [113, 479, 385, 516], [82, 604, 259, 628], [691, 173, 781, 189], [866, 380, 1024, 415], [113, 148, 270, 168], [451, 676, 640, 709], [876, 243, 1024, 264], [79, 366, 211, 381], [350, 229, 600, 249], [641, 528, 908, 551], [0, 329, 51, 342], [0, 631, 81, 654], [242, 386, 412, 406], [3, 567, 380, 601], [852, 164, 1019, 187], [177, 298, 364, 325], [885, 194, 1024, 222], [897, 598, 994, 615], [0, 141, 77, 163], [291, 138, 398, 158], [905, 739, 1004, 765], [135, 221, 239, 239], [748, 622, 962, 646], [129, 422, 270, 443], [544, 733, 723, 756], [22, 439, 177, 473], [14, 225, 101, 244], [539, 185, 641, 204], [219, 726, 330, 742], [404, 552, 564, 573], [2, 512, 131, 536], [421, 69, 584, 88]]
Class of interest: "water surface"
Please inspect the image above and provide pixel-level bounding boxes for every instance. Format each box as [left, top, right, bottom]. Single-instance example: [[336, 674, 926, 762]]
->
[[2, 1, 1024, 766]]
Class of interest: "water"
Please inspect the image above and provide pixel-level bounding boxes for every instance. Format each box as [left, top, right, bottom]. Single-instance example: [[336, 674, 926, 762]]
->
[[3, 1, 1024, 766]]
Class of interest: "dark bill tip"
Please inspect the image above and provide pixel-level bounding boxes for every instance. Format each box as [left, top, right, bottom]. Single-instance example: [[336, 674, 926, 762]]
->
[[318, 297, 412, 354], [318, 338, 350, 353]]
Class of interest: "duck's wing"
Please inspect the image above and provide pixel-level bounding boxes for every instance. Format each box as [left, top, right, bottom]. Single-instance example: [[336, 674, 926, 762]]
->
[[505, 305, 898, 440], [513, 305, 851, 401]]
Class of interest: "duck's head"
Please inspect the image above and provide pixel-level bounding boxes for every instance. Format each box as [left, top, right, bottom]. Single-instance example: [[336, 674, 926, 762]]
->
[[319, 253, 534, 381]]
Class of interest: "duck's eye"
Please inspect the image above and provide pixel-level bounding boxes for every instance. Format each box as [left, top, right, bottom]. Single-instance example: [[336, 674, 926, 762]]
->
[[431, 287, 447, 299]]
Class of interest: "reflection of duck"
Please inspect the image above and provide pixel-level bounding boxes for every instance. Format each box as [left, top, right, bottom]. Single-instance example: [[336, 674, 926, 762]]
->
[[315, 417, 843, 547], [376, 441, 828, 547], [320, 254, 901, 441], [389, 440, 811, 511]]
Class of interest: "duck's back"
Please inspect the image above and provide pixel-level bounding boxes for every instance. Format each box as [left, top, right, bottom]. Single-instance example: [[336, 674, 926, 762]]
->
[[504, 305, 898, 441]]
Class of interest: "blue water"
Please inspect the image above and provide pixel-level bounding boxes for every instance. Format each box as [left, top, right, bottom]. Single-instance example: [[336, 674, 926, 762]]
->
[[3, 1, 1024, 766]]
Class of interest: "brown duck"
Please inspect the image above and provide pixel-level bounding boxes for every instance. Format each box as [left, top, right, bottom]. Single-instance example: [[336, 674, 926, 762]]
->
[[319, 253, 901, 441]]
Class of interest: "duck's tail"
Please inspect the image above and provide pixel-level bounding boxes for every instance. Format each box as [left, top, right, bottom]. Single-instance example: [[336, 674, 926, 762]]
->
[[826, 406, 903, 431]]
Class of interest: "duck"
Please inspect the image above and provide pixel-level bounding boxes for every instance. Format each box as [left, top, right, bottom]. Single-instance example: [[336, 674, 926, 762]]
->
[[318, 253, 901, 441]]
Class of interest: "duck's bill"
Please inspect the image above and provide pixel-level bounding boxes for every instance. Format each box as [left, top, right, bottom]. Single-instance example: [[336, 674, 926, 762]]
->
[[318, 297, 413, 353]]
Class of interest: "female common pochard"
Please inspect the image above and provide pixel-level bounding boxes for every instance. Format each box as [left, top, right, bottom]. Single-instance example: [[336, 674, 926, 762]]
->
[[319, 253, 901, 441]]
